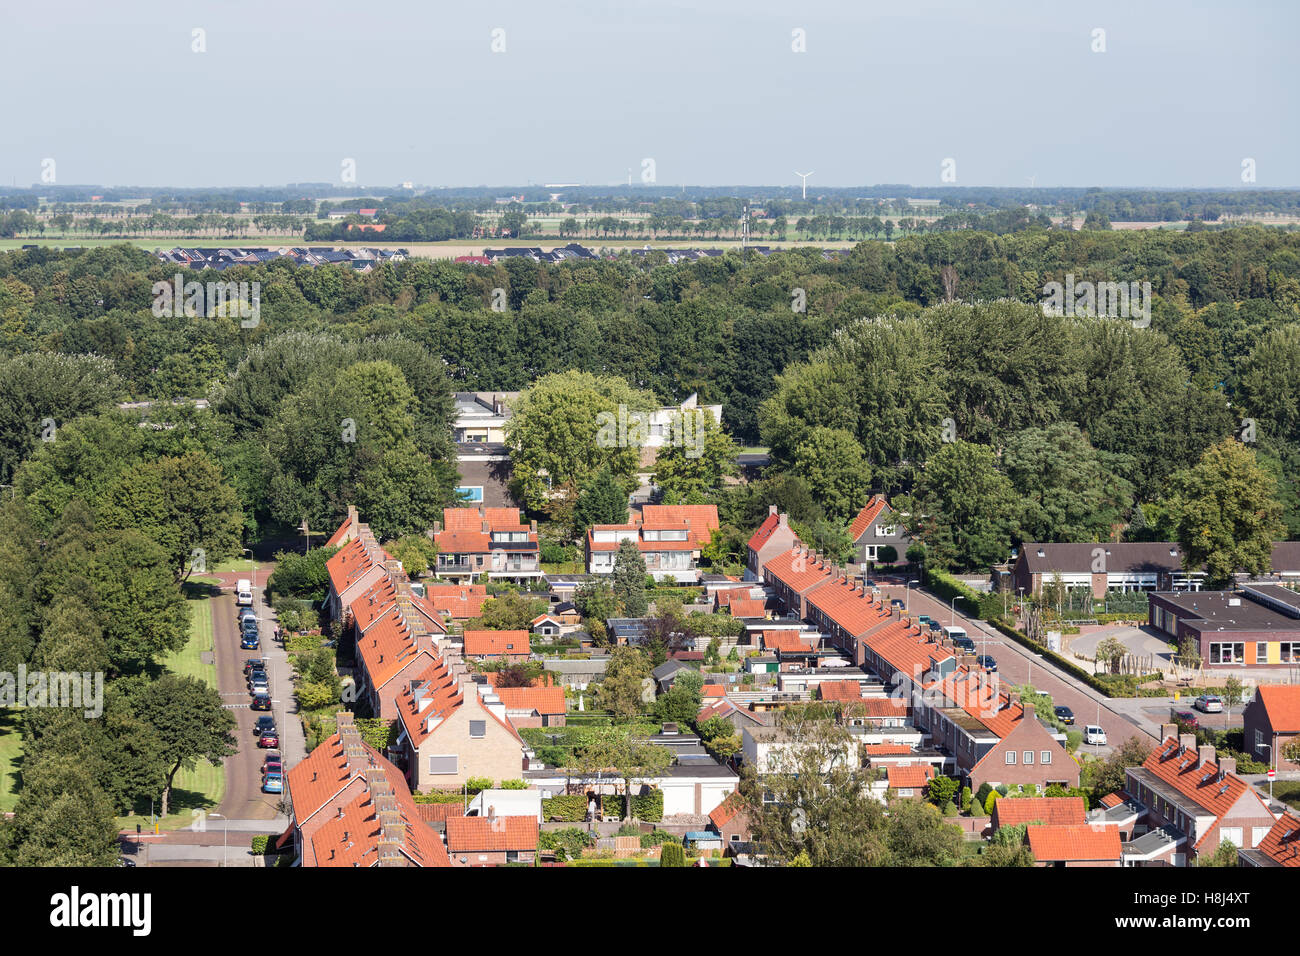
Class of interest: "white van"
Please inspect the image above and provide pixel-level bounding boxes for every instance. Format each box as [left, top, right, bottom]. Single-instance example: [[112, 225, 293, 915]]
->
[[941, 624, 973, 650], [236, 579, 253, 606]]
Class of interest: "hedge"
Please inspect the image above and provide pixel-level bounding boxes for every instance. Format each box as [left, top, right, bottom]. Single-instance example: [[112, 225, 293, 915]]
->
[[543, 795, 587, 822], [250, 835, 270, 854], [542, 788, 664, 822]]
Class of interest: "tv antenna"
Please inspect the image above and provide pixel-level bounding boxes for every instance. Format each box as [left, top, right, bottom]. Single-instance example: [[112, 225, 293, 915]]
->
[[794, 171, 813, 199]]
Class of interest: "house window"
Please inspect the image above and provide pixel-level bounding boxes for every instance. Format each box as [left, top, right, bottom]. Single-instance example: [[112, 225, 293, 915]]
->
[[1220, 827, 1243, 848], [428, 754, 458, 775], [1257, 641, 1269, 663], [864, 546, 878, 561], [1041, 750, 1052, 764], [876, 525, 896, 538], [1251, 827, 1271, 848], [1005, 751, 1016, 765], [469, 720, 486, 738], [1208, 642, 1244, 665], [1282, 643, 1300, 663], [1023, 750, 1035, 765]]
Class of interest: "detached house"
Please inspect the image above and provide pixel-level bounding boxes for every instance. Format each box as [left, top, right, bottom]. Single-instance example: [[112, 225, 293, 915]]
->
[[1243, 684, 1300, 770], [848, 495, 912, 566], [585, 504, 720, 582], [433, 506, 542, 583]]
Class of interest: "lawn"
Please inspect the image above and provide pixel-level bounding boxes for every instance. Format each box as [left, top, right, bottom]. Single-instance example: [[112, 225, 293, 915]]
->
[[122, 582, 226, 831], [0, 710, 23, 813], [1272, 781, 1300, 812]]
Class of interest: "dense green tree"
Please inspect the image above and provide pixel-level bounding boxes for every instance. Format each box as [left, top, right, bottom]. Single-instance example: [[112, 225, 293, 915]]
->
[[571, 467, 630, 534], [5, 754, 120, 867], [653, 412, 739, 503], [594, 647, 651, 719], [1165, 439, 1285, 586], [789, 427, 871, 524], [611, 539, 648, 617], [87, 530, 190, 673]]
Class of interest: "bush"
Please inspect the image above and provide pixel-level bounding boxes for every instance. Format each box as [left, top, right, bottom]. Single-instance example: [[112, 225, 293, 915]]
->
[[970, 796, 987, 818], [940, 801, 957, 816], [539, 827, 596, 861], [498, 778, 528, 790], [1066, 730, 1084, 752], [974, 782, 993, 808], [660, 842, 687, 867], [960, 786, 972, 813], [640, 830, 680, 848], [250, 835, 270, 854], [542, 795, 588, 822], [985, 791, 999, 815], [632, 788, 664, 822]]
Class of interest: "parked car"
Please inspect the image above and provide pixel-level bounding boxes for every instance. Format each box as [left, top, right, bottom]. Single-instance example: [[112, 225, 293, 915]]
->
[[1084, 725, 1107, 746], [1194, 695, 1224, 713], [238, 606, 257, 624], [254, 716, 276, 736], [1172, 710, 1200, 729], [251, 694, 272, 711], [928, 621, 943, 633], [247, 669, 267, 688], [240, 635, 260, 650], [917, 615, 932, 626], [262, 772, 283, 794], [890, 598, 905, 610], [258, 731, 280, 749], [1054, 705, 1075, 725], [244, 657, 268, 675], [976, 654, 998, 672], [250, 682, 269, 698], [262, 753, 283, 774], [953, 637, 976, 653]]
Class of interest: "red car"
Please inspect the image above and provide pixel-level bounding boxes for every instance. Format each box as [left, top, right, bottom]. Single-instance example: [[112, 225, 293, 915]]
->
[[257, 731, 279, 749], [262, 753, 283, 775], [1172, 710, 1199, 730]]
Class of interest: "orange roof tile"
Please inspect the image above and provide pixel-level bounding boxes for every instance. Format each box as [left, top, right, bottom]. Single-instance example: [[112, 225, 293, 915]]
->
[[819, 681, 863, 701], [462, 630, 530, 657], [350, 577, 399, 632], [1255, 685, 1300, 731], [309, 789, 450, 867], [762, 631, 814, 653], [887, 764, 935, 790], [494, 685, 566, 716], [993, 797, 1087, 828], [639, 504, 719, 547], [326, 538, 381, 597], [848, 496, 888, 541], [416, 802, 464, 824], [1250, 811, 1300, 867], [445, 815, 539, 853], [423, 584, 488, 619], [763, 547, 835, 594], [1026, 824, 1122, 862], [807, 576, 892, 637], [355, 604, 434, 694], [746, 512, 781, 553], [864, 743, 912, 756], [1140, 736, 1255, 825], [729, 598, 768, 618], [708, 791, 745, 829], [700, 684, 726, 698]]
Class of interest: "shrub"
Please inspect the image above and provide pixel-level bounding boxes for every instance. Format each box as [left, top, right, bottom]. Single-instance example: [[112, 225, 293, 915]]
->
[[465, 776, 492, 794], [640, 830, 680, 848], [632, 788, 664, 823], [970, 796, 987, 818], [498, 778, 528, 790], [940, 801, 957, 816], [250, 835, 270, 854], [960, 786, 972, 813], [542, 795, 587, 822], [660, 842, 687, 867], [985, 791, 999, 815], [974, 782, 993, 807]]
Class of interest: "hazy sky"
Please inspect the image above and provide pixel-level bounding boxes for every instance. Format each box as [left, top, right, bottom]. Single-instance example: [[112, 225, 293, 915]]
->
[[3, 0, 1295, 189]]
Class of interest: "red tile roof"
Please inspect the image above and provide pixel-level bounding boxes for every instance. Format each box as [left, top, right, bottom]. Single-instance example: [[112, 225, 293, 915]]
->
[[1098, 792, 1126, 809], [494, 685, 566, 716], [819, 681, 862, 701], [1250, 811, 1300, 867], [326, 538, 381, 597], [762, 631, 814, 653], [854, 697, 912, 719], [700, 684, 726, 699], [640, 504, 718, 547], [993, 797, 1087, 828], [326, 512, 358, 547], [746, 512, 780, 554], [462, 630, 530, 657], [728, 598, 768, 618], [708, 791, 745, 829], [887, 764, 935, 790], [1255, 684, 1300, 731], [350, 577, 399, 632], [1140, 736, 1255, 825], [848, 496, 888, 542], [864, 743, 912, 756], [1026, 824, 1122, 862], [309, 789, 449, 867], [423, 584, 488, 619], [445, 815, 539, 853], [416, 802, 464, 824], [714, 587, 751, 608], [763, 547, 835, 594], [394, 659, 525, 749], [807, 576, 892, 637], [355, 604, 434, 694]]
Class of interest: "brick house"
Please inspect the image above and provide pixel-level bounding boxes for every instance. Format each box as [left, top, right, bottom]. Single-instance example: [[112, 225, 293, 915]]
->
[[1010, 541, 1199, 599], [444, 814, 538, 866], [1239, 811, 1300, 867], [491, 684, 567, 728], [762, 545, 835, 620], [1121, 726, 1277, 865], [433, 506, 541, 583], [745, 506, 800, 581], [965, 704, 1080, 792], [1148, 586, 1300, 671], [422, 583, 488, 621], [708, 791, 750, 846], [284, 712, 450, 867], [1243, 684, 1300, 771], [585, 504, 720, 583], [393, 657, 530, 792]]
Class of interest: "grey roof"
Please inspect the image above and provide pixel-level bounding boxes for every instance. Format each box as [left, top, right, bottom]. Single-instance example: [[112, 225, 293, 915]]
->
[[1124, 825, 1184, 857], [1020, 541, 1188, 574], [651, 659, 691, 680], [1151, 589, 1300, 634]]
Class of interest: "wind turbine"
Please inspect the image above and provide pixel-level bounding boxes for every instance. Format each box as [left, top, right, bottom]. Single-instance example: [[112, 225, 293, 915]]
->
[[794, 170, 813, 199]]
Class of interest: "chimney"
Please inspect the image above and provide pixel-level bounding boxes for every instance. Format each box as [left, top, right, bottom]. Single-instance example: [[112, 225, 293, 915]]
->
[[1197, 744, 1216, 768], [1022, 703, 1035, 721], [1160, 722, 1178, 743], [1179, 733, 1197, 753], [1217, 756, 1236, 776], [530, 519, 538, 533], [488, 804, 496, 822], [778, 511, 788, 529], [769, 504, 778, 517], [348, 504, 358, 527], [892, 606, 901, 620]]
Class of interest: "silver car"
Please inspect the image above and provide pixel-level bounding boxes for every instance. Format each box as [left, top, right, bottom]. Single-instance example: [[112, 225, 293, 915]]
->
[[1194, 695, 1223, 713]]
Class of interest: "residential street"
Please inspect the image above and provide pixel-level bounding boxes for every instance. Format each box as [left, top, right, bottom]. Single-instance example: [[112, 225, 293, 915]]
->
[[876, 580, 1158, 755], [212, 564, 307, 822]]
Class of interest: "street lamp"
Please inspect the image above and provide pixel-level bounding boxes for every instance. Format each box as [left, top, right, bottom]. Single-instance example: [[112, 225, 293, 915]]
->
[[208, 812, 229, 867], [1261, 743, 1275, 801], [950, 595, 966, 627], [905, 579, 920, 614]]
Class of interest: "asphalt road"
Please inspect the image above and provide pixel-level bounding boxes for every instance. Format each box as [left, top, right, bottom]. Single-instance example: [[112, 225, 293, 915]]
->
[[213, 567, 300, 821], [877, 580, 1158, 756]]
